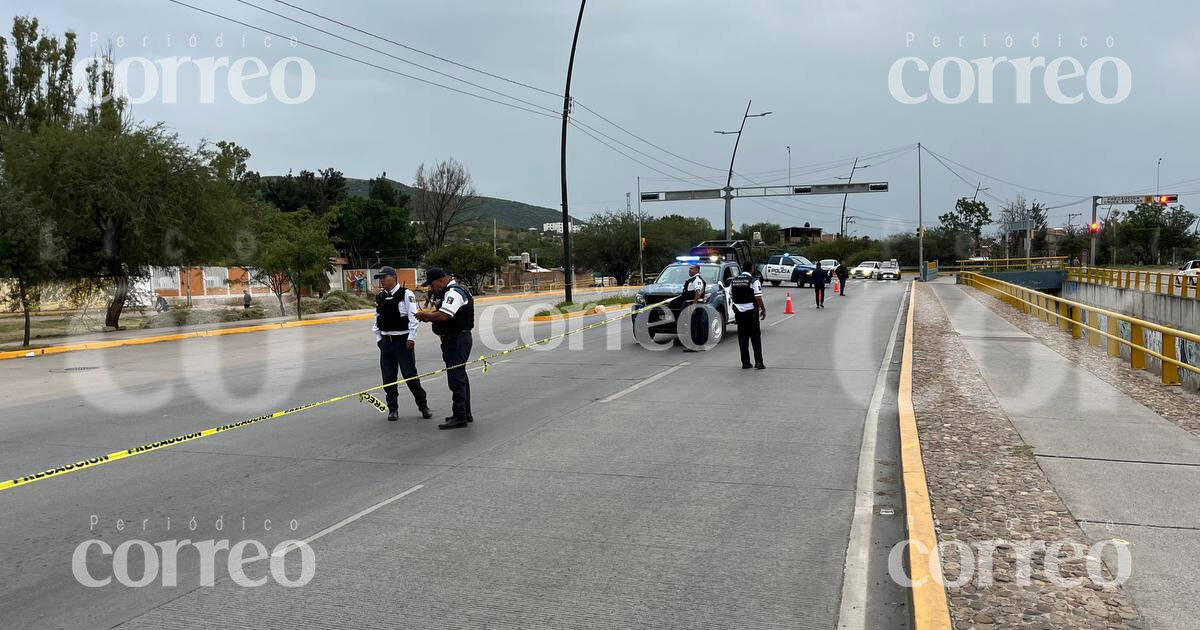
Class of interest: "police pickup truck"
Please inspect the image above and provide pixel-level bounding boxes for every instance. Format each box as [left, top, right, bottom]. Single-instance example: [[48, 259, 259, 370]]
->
[[631, 243, 746, 344], [760, 253, 818, 287]]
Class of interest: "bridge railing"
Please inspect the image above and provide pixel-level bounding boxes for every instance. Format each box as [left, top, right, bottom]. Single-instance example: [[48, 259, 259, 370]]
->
[[960, 271, 1200, 385], [955, 256, 1068, 272], [1066, 266, 1199, 300]]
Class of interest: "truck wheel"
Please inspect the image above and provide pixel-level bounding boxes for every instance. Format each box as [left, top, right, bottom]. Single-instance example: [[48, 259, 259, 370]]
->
[[770, 280, 780, 287], [710, 311, 726, 344]]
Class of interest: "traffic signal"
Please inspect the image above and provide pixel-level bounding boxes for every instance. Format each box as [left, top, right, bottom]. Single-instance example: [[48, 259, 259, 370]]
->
[[1151, 194, 1178, 206], [1088, 221, 1100, 234], [641, 237, 648, 251]]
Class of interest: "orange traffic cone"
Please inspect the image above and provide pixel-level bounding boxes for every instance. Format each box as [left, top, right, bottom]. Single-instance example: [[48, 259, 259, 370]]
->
[[784, 291, 794, 314], [833, 277, 840, 294]]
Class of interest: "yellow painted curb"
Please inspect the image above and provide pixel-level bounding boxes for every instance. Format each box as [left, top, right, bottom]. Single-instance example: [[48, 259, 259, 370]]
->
[[530, 303, 633, 322], [899, 281, 953, 629], [0, 286, 645, 361]]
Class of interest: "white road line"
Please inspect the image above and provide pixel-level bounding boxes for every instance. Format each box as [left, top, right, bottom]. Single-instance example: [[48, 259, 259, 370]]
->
[[835, 283, 909, 630], [767, 314, 795, 327], [597, 361, 690, 403], [273, 484, 425, 557]]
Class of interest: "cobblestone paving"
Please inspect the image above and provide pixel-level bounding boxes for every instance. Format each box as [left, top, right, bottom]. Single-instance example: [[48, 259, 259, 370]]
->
[[960, 284, 1200, 436], [913, 283, 1145, 629]]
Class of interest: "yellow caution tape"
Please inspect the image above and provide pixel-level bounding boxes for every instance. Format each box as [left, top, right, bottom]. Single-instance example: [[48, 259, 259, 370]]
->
[[0, 298, 669, 493]]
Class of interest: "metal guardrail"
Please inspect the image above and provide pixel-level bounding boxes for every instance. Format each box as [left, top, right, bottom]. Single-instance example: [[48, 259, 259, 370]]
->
[[960, 272, 1200, 385], [1066, 267, 1199, 300], [955, 257, 1067, 272]]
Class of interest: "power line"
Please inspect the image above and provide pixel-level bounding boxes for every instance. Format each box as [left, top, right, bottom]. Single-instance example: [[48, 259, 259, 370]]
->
[[271, 0, 562, 98], [234, 0, 561, 116], [922, 146, 1089, 199], [165, 0, 560, 121]]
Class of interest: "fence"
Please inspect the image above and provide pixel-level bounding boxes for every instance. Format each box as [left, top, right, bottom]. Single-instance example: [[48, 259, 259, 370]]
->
[[1066, 267, 1199, 300], [955, 257, 1067, 272], [959, 272, 1200, 386]]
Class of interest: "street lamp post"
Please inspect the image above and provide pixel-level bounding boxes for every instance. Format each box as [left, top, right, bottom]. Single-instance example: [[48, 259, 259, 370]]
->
[[786, 145, 791, 188], [715, 100, 772, 239], [559, 0, 586, 303]]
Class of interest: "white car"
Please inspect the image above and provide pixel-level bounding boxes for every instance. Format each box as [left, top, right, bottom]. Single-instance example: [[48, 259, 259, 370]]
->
[[851, 261, 880, 279], [878, 261, 902, 280], [1175, 260, 1199, 286]]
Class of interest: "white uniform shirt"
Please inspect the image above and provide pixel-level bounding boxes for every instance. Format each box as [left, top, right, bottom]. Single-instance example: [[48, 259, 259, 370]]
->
[[372, 284, 420, 343], [438, 280, 469, 317], [683, 275, 705, 300], [732, 272, 763, 313]]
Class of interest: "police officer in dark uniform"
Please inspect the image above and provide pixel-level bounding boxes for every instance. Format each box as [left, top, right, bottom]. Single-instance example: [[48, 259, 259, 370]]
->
[[413, 268, 475, 430], [729, 269, 766, 369], [373, 266, 432, 422], [682, 263, 708, 351]]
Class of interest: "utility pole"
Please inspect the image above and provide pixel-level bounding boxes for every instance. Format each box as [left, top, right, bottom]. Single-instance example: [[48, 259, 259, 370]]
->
[[559, 0, 586, 303], [972, 181, 989, 202], [1089, 195, 1099, 265], [1157, 157, 1163, 196], [1067, 212, 1081, 231], [492, 218, 498, 291], [917, 142, 924, 267], [715, 100, 772, 239], [838, 157, 869, 238], [786, 145, 791, 188], [635, 178, 644, 283]]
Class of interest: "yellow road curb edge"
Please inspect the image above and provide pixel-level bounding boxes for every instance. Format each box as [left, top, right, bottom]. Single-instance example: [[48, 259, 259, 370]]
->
[[530, 303, 633, 322], [900, 281, 953, 629]]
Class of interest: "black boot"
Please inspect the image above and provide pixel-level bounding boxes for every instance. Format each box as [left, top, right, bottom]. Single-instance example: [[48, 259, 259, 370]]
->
[[387, 410, 399, 422], [439, 416, 469, 430], [419, 407, 433, 420]]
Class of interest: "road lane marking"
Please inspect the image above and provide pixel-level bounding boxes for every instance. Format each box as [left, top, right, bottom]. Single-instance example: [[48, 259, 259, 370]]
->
[[836, 283, 908, 630], [767, 314, 795, 327], [597, 361, 690, 403], [273, 483, 425, 557]]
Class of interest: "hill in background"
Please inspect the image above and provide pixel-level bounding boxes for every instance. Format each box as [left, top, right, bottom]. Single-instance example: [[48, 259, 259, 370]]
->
[[343, 177, 570, 230]]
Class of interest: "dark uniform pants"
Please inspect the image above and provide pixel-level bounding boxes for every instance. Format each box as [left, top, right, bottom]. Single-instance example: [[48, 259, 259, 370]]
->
[[734, 307, 763, 367], [440, 333, 473, 419], [378, 335, 427, 411], [688, 302, 708, 347], [814, 286, 825, 306]]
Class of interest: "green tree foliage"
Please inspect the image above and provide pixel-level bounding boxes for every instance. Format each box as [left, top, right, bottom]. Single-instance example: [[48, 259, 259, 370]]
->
[[253, 208, 337, 320], [0, 181, 61, 345], [422, 242, 504, 294], [259, 167, 347, 215], [643, 214, 717, 270], [573, 210, 642, 285], [333, 176, 417, 268], [938, 198, 991, 250], [736, 222, 783, 245], [0, 16, 77, 131]]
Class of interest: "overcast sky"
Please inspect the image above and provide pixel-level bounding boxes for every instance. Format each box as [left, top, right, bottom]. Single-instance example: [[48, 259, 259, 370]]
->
[[12, 0, 1200, 237]]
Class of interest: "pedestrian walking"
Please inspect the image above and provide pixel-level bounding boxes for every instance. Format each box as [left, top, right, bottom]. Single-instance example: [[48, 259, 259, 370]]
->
[[372, 266, 432, 422], [811, 262, 827, 308], [682, 263, 708, 351], [729, 269, 766, 369], [243, 288, 252, 311], [413, 268, 475, 429], [834, 262, 849, 296]]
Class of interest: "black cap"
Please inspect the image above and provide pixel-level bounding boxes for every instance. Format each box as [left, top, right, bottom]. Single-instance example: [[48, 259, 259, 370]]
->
[[421, 267, 448, 286], [372, 266, 397, 279]]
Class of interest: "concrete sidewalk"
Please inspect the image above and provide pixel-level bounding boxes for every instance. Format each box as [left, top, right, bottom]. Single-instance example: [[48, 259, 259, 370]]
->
[[930, 283, 1200, 630]]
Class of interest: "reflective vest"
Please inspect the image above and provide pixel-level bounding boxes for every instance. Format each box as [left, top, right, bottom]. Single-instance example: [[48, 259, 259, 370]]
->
[[729, 274, 755, 305]]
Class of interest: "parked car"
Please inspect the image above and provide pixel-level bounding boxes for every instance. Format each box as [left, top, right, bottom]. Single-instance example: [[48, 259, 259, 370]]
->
[[760, 254, 816, 287], [878, 261, 902, 280], [631, 257, 740, 344], [851, 261, 881, 279]]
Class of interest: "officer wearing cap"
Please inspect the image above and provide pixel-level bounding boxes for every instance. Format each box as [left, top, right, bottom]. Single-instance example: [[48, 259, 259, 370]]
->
[[373, 266, 432, 422], [413, 268, 475, 429], [729, 269, 766, 369], [682, 263, 708, 351]]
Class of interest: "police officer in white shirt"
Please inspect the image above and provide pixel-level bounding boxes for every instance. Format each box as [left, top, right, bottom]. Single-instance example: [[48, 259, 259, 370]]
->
[[413, 268, 475, 430], [729, 269, 766, 369], [682, 263, 708, 351], [372, 266, 432, 421]]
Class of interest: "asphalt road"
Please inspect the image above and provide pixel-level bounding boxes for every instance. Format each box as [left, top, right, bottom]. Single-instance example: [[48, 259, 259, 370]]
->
[[0, 281, 909, 629]]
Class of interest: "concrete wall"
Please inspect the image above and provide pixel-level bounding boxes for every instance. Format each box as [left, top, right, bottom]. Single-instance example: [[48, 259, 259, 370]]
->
[[1064, 281, 1200, 392]]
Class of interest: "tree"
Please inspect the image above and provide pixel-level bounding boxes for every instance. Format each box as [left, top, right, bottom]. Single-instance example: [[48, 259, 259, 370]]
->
[[736, 222, 782, 245], [0, 181, 60, 346], [938, 198, 991, 251], [332, 194, 417, 268], [423, 242, 503, 294], [574, 209, 641, 285], [253, 208, 336, 320], [0, 16, 77, 132], [643, 214, 717, 270], [259, 167, 346, 215], [412, 158, 479, 249]]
